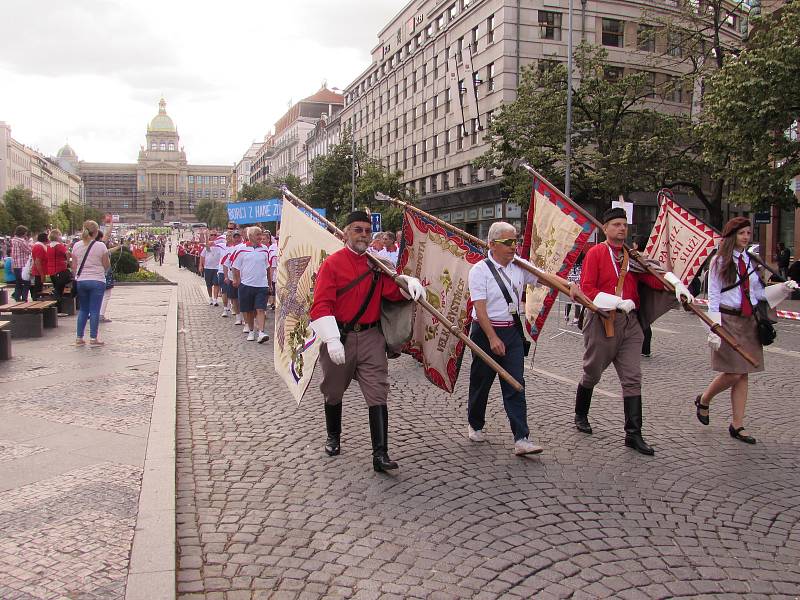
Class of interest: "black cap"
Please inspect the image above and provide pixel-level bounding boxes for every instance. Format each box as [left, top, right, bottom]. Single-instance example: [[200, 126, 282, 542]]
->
[[233, 232, 242, 238], [346, 210, 371, 225], [602, 207, 627, 224]]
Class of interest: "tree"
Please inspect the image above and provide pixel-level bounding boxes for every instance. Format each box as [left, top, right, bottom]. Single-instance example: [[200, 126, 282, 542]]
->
[[238, 175, 304, 202], [2, 186, 50, 233], [194, 199, 229, 229], [477, 44, 694, 214], [0, 202, 13, 234], [699, 2, 800, 211]]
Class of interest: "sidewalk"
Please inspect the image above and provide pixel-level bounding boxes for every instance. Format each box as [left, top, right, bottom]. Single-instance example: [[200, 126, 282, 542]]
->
[[0, 284, 175, 599]]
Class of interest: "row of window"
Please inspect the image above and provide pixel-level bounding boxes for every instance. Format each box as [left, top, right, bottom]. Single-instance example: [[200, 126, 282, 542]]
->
[[407, 163, 496, 197], [150, 142, 176, 152], [347, 10, 495, 104], [188, 175, 227, 184], [188, 189, 227, 199]]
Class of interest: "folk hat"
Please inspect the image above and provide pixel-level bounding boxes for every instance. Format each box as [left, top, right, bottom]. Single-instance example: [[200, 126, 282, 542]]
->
[[721, 216, 751, 237], [602, 207, 627, 224], [346, 210, 371, 225]]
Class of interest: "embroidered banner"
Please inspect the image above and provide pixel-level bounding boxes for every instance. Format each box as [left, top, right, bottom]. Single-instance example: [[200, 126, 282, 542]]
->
[[273, 201, 342, 404], [520, 177, 596, 340], [397, 210, 484, 393], [645, 189, 720, 285]]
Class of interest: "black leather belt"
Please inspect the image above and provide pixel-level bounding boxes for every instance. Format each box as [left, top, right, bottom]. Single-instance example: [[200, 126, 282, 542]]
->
[[337, 320, 379, 332], [719, 306, 742, 316]]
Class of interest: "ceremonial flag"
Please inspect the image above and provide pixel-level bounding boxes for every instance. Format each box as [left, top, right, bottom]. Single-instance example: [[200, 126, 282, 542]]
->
[[520, 177, 596, 340], [273, 201, 342, 404], [397, 210, 484, 393], [645, 189, 720, 285]]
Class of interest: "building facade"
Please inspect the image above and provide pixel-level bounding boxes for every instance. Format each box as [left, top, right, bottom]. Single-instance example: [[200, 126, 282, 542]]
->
[[74, 99, 231, 223], [303, 110, 343, 184], [340, 0, 747, 239], [234, 142, 262, 194]]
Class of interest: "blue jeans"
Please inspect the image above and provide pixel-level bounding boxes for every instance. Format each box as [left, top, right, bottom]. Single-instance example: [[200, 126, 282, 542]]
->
[[13, 268, 29, 301], [76, 280, 106, 339], [467, 323, 529, 441]]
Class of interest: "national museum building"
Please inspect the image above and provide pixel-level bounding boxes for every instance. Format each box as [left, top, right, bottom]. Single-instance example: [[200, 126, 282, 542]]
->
[[60, 99, 231, 223]]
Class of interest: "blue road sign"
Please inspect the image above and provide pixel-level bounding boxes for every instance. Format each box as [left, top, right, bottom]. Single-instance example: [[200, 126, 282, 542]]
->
[[371, 212, 382, 233]]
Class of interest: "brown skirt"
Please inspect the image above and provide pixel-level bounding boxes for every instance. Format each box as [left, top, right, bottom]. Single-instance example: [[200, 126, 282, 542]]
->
[[711, 312, 764, 374]]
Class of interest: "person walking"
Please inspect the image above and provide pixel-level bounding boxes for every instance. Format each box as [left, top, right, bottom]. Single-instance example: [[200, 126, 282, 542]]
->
[[573, 207, 693, 455], [309, 211, 424, 472], [200, 235, 223, 305], [231, 226, 271, 343], [46, 229, 72, 308], [71, 220, 110, 346], [96, 231, 114, 323], [10, 225, 31, 302], [776, 242, 791, 280], [694, 217, 798, 444]]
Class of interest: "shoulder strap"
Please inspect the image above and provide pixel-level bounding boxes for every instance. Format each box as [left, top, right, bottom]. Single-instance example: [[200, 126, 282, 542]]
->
[[336, 269, 373, 297], [484, 258, 526, 341], [342, 271, 380, 332], [76, 240, 97, 279]]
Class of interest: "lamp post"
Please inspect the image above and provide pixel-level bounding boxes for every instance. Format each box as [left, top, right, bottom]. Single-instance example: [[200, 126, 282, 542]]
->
[[351, 132, 356, 212], [565, 0, 574, 199]]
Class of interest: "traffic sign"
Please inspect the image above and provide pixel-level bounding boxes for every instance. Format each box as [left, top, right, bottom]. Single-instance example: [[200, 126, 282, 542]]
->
[[371, 213, 382, 233], [753, 211, 770, 225]]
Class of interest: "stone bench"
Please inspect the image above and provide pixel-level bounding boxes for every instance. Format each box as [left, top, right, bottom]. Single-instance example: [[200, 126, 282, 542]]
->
[[0, 320, 11, 360], [0, 301, 59, 338]]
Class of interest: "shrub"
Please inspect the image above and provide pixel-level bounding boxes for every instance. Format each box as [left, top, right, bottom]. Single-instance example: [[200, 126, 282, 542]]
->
[[110, 247, 140, 275]]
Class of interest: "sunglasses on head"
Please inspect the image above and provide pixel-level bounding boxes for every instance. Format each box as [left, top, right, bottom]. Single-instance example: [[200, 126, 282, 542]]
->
[[350, 226, 370, 234], [492, 238, 518, 247]]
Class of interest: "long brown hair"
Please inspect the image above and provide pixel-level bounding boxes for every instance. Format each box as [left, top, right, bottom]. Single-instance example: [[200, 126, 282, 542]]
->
[[714, 234, 739, 287]]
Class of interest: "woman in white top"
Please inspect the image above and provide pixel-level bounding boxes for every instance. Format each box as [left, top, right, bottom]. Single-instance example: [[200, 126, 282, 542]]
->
[[695, 217, 798, 443], [71, 220, 111, 346]]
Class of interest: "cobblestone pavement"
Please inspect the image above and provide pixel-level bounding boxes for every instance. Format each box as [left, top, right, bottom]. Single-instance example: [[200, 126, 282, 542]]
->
[[0, 285, 170, 600], [161, 252, 800, 600]]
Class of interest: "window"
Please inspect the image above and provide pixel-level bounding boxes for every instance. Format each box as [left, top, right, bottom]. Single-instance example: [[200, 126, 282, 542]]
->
[[168, 142, 175, 151], [151, 142, 157, 151], [486, 62, 495, 91], [604, 66, 624, 83], [470, 25, 480, 51], [159, 142, 166, 151], [437, 14, 445, 31], [449, 3, 457, 20], [403, 147, 408, 169], [431, 175, 437, 193], [641, 71, 656, 98], [637, 25, 655, 52], [667, 32, 682, 57], [423, 138, 429, 162], [487, 14, 495, 44], [423, 99, 429, 124], [456, 37, 464, 62], [426, 23, 434, 39], [433, 134, 439, 159], [205, 176, 210, 184], [445, 129, 452, 155], [412, 143, 417, 166], [725, 13, 736, 29], [188, 175, 194, 183], [538, 11, 562, 41], [602, 18, 624, 48], [664, 76, 683, 103], [433, 93, 440, 117], [471, 118, 479, 144]]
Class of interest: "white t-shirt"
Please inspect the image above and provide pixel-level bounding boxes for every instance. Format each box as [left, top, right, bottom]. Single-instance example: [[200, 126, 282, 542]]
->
[[201, 245, 224, 270], [267, 242, 279, 282], [72, 240, 109, 283], [232, 244, 270, 287], [218, 245, 234, 273]]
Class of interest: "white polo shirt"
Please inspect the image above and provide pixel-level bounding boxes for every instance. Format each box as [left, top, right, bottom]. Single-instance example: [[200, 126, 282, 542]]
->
[[201, 245, 224, 270], [232, 244, 270, 287], [468, 252, 539, 324]]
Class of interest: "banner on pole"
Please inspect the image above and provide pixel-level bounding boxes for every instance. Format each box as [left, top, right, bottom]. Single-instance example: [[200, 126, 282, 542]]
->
[[645, 189, 720, 285], [397, 210, 484, 393], [520, 177, 596, 340], [274, 201, 342, 404]]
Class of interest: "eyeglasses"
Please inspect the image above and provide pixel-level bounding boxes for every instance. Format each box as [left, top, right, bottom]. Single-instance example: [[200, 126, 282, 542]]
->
[[350, 226, 370, 234], [492, 238, 518, 247]]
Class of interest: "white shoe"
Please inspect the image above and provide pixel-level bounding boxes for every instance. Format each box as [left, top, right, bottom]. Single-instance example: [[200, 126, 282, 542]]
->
[[221, 309, 229, 317], [514, 437, 543, 456], [468, 426, 486, 442], [213, 299, 219, 306], [243, 324, 250, 333], [257, 331, 269, 344], [208, 298, 214, 305], [234, 316, 242, 325], [246, 331, 256, 341]]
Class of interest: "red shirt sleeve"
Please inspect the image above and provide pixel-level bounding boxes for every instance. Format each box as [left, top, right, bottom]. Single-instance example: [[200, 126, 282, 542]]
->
[[579, 244, 604, 302], [309, 255, 338, 321]]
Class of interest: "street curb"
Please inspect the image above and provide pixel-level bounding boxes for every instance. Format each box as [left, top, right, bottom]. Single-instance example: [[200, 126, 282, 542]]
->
[[125, 286, 177, 600], [114, 281, 178, 286]]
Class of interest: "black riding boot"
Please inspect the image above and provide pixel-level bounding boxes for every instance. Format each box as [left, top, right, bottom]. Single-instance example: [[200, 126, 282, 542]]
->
[[623, 395, 654, 455], [324, 403, 342, 456], [575, 384, 593, 434], [369, 405, 398, 472]]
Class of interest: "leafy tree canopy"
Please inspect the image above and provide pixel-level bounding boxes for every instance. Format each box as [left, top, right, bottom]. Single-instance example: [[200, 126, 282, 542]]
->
[[194, 198, 229, 229], [1, 186, 51, 233]]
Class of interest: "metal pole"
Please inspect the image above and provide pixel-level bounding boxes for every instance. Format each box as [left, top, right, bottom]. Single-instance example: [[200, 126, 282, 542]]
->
[[351, 132, 356, 212], [565, 0, 574, 198]]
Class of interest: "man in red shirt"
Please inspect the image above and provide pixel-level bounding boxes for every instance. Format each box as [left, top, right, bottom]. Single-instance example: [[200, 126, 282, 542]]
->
[[30, 232, 49, 300], [575, 207, 692, 455], [310, 211, 424, 472]]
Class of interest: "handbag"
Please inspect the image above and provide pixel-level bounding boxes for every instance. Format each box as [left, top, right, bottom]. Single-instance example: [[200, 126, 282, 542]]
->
[[71, 239, 97, 298], [484, 259, 531, 357], [105, 270, 115, 290]]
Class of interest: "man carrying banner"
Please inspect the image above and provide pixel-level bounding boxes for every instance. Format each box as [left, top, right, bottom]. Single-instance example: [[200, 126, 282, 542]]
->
[[309, 211, 424, 473], [467, 222, 578, 456], [574, 207, 693, 455]]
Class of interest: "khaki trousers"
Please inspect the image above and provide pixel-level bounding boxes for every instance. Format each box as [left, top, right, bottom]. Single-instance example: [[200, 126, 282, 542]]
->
[[580, 311, 644, 397], [319, 326, 389, 407]]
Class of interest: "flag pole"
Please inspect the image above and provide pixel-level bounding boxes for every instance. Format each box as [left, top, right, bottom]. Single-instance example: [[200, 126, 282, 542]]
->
[[374, 192, 611, 323], [515, 162, 759, 367], [280, 187, 524, 392]]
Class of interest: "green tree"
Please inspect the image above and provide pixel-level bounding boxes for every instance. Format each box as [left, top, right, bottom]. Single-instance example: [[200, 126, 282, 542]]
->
[[0, 202, 13, 234], [477, 44, 694, 215], [699, 3, 800, 211], [238, 175, 304, 202], [194, 199, 229, 229], [2, 186, 50, 233]]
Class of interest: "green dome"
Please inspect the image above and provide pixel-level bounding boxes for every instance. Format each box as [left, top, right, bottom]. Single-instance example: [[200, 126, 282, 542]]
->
[[148, 98, 176, 132]]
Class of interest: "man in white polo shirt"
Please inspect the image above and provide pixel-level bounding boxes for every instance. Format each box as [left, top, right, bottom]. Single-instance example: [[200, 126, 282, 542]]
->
[[231, 226, 270, 343]]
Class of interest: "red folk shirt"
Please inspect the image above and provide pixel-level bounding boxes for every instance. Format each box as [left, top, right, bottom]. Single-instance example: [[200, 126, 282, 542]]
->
[[310, 246, 405, 324], [580, 242, 663, 309], [31, 242, 47, 277]]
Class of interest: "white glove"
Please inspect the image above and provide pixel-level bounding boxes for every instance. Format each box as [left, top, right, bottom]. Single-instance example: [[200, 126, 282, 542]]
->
[[593, 292, 625, 311], [664, 272, 694, 304], [617, 299, 636, 313], [707, 311, 722, 351], [764, 280, 797, 308], [397, 275, 424, 302], [310, 315, 345, 365]]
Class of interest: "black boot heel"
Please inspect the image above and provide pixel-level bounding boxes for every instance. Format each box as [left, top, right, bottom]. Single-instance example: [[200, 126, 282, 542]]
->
[[324, 403, 342, 456], [694, 394, 710, 426], [729, 425, 756, 444], [369, 405, 398, 472]]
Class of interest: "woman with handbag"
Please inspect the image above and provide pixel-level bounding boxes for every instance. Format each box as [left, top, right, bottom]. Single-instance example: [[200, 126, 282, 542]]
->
[[46, 229, 72, 307], [71, 220, 111, 346], [694, 217, 799, 443]]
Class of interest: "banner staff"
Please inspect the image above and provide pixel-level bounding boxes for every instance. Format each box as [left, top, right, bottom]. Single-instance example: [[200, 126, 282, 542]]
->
[[515, 161, 758, 367], [375, 192, 613, 326], [280, 186, 524, 392]]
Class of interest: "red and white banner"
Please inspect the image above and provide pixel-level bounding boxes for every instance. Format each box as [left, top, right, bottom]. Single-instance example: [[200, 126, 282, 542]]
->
[[645, 189, 720, 285], [520, 177, 596, 340], [397, 210, 484, 393]]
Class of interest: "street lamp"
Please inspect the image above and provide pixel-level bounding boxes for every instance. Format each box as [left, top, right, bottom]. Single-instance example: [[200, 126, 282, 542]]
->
[[565, 0, 574, 199]]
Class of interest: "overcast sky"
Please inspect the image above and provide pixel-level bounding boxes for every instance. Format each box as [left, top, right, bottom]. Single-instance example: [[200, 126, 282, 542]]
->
[[0, 0, 402, 166]]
